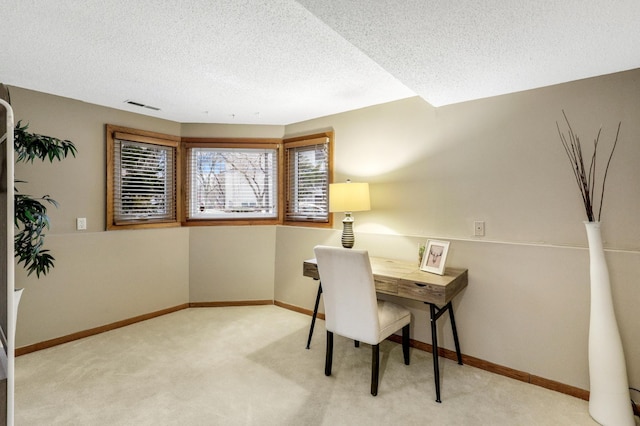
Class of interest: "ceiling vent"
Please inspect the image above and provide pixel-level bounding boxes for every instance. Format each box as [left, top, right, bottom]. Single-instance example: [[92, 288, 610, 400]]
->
[[124, 100, 161, 111]]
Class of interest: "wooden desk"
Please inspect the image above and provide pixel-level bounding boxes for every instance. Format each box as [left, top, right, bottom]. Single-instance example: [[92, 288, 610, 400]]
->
[[303, 257, 468, 403]]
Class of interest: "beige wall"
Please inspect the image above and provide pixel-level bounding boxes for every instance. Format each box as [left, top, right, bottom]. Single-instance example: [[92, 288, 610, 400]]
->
[[10, 88, 192, 349], [11, 88, 182, 234], [189, 226, 276, 302], [181, 123, 283, 304], [181, 122, 283, 139], [7, 69, 640, 394], [15, 228, 190, 347], [279, 70, 640, 391], [9, 89, 285, 350]]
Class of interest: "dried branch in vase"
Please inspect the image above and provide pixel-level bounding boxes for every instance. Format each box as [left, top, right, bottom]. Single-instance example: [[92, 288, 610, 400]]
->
[[556, 110, 621, 222]]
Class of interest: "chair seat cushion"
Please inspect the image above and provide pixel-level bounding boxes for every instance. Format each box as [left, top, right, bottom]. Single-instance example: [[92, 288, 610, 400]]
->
[[377, 300, 411, 342]]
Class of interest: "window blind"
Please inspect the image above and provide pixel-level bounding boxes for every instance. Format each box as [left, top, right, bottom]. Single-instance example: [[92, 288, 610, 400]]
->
[[113, 139, 176, 224], [186, 147, 278, 219], [285, 138, 329, 222]]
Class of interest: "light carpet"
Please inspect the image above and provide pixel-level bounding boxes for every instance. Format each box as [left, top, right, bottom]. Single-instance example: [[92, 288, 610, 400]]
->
[[15, 305, 600, 425]]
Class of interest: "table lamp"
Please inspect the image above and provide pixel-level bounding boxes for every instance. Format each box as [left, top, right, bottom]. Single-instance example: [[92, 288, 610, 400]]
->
[[329, 179, 370, 248]]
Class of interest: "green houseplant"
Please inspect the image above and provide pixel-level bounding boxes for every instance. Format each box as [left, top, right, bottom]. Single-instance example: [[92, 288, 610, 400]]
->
[[2, 83, 77, 278], [14, 120, 77, 277]]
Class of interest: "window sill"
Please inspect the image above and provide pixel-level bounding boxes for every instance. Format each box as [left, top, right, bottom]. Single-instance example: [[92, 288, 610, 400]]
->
[[182, 218, 283, 227]]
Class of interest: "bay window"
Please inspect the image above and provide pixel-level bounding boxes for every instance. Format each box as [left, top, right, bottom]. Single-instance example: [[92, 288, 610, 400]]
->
[[107, 128, 332, 229]]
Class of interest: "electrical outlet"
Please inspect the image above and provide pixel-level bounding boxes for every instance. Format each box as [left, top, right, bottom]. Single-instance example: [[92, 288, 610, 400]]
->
[[474, 221, 485, 236], [76, 217, 87, 230]]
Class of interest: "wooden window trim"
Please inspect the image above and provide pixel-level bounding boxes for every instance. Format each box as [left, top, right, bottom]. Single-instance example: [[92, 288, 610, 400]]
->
[[106, 129, 332, 229], [181, 137, 284, 226], [106, 124, 182, 230], [283, 131, 334, 228]]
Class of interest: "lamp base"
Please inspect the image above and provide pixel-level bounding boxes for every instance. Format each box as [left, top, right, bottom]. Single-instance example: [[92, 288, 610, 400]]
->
[[341, 214, 354, 249]]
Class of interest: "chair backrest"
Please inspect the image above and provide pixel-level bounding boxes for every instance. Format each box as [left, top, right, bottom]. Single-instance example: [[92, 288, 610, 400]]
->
[[313, 245, 380, 344]]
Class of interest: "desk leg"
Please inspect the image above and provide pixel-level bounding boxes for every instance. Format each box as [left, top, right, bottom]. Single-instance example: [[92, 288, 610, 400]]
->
[[429, 303, 442, 403], [448, 303, 463, 365], [427, 301, 463, 402], [306, 281, 322, 349]]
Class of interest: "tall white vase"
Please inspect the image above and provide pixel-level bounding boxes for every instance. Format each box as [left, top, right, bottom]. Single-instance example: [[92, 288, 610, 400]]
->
[[584, 222, 634, 425]]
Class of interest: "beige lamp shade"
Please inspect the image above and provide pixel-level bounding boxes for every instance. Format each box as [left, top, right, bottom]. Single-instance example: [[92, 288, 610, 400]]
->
[[329, 182, 370, 212]]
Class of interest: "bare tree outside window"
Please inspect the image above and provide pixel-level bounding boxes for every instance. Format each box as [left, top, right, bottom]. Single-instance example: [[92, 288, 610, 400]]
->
[[189, 147, 277, 219]]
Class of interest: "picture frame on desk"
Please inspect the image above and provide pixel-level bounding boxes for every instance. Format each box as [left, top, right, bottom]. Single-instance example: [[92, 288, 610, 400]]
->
[[420, 239, 450, 275]]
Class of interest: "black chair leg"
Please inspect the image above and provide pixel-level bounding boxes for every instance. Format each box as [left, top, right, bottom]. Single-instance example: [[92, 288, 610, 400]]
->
[[371, 344, 379, 396], [402, 324, 410, 365], [325, 331, 333, 376], [354, 340, 360, 347]]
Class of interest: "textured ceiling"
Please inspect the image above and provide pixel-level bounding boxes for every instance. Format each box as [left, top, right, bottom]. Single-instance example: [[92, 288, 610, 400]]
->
[[1, 1, 639, 125]]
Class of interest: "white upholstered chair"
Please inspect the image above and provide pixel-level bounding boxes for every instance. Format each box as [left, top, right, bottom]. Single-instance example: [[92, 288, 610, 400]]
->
[[313, 245, 411, 396]]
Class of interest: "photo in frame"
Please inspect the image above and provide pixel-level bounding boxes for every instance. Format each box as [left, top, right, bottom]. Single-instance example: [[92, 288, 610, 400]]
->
[[420, 239, 450, 275]]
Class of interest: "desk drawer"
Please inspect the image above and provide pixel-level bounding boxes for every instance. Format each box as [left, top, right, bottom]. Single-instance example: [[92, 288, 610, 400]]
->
[[303, 262, 319, 279], [398, 280, 445, 304], [375, 276, 398, 294]]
